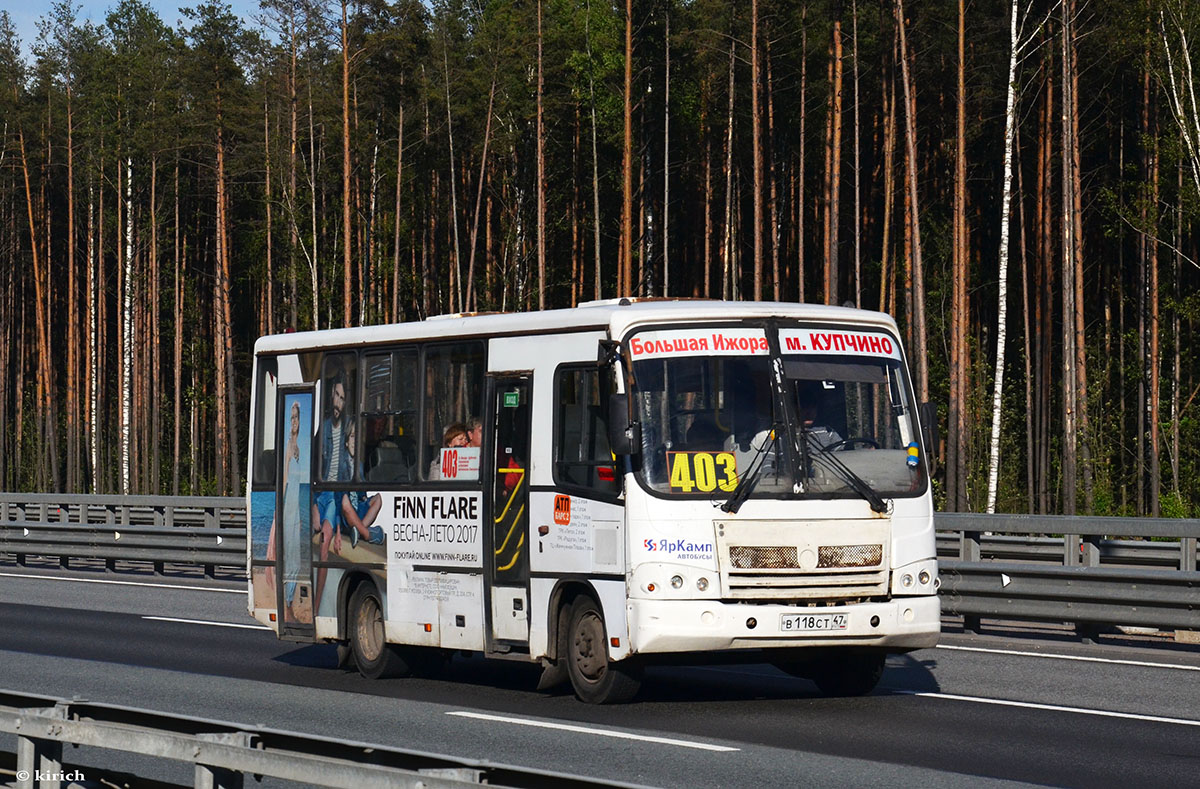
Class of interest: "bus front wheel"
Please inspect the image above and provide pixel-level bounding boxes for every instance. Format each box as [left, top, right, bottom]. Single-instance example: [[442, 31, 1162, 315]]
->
[[348, 583, 410, 680], [565, 596, 642, 704]]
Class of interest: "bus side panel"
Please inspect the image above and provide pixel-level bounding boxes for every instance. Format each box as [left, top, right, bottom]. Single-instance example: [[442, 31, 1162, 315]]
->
[[594, 579, 632, 660], [527, 578, 631, 662], [528, 492, 624, 575]]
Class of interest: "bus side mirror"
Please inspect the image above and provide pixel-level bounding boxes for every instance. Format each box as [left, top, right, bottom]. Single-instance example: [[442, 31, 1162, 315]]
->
[[608, 393, 641, 456], [919, 402, 939, 472]]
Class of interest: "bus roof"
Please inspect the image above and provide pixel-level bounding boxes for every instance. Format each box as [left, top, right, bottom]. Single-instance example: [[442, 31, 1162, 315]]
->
[[252, 299, 901, 355]]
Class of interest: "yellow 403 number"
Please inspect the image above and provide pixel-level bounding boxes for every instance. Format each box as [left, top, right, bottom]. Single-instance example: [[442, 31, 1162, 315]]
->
[[667, 451, 738, 493]]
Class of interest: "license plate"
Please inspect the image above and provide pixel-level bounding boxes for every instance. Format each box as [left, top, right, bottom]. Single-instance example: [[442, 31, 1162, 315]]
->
[[780, 613, 848, 632]]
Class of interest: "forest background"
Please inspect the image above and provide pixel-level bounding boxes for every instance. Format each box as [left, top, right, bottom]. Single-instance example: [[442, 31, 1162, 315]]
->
[[1, 0, 1198, 517]]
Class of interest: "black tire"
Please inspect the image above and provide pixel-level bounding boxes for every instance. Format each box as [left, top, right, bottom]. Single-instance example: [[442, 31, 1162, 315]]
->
[[348, 583, 410, 679], [811, 652, 886, 697], [565, 596, 642, 704]]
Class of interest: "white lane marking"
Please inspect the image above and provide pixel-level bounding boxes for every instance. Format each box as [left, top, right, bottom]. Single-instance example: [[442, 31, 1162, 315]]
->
[[936, 644, 1200, 672], [142, 616, 270, 631], [446, 711, 740, 752], [902, 690, 1200, 727], [0, 571, 243, 594]]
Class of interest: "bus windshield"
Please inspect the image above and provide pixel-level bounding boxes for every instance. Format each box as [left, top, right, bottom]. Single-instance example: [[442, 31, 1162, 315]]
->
[[629, 325, 925, 502]]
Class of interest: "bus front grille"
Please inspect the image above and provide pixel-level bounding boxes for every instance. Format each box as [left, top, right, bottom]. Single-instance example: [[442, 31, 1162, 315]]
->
[[716, 520, 890, 602], [721, 568, 888, 600]]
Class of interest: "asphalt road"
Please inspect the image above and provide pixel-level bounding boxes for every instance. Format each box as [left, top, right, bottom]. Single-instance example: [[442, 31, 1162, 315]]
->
[[1, 563, 1198, 787]]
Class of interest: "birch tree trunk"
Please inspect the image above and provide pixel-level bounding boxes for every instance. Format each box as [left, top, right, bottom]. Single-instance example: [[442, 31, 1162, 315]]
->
[[985, 0, 1023, 513], [123, 155, 133, 495]]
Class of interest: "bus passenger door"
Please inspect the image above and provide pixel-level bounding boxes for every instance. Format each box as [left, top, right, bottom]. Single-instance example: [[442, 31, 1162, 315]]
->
[[486, 374, 532, 650], [275, 386, 316, 637]]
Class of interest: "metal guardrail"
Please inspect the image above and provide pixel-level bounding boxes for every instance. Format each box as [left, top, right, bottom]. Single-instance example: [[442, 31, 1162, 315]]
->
[[0, 689, 636, 789], [0, 493, 245, 577], [2, 494, 1199, 633], [936, 512, 1200, 632]]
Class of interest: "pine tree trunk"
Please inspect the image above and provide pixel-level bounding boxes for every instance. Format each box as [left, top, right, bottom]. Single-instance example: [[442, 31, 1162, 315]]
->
[[342, 0, 353, 326], [896, 0, 928, 401], [663, 11, 671, 297], [751, 0, 762, 300], [537, 0, 546, 309], [622, 0, 633, 296], [393, 97, 405, 321], [466, 74, 496, 312], [950, 0, 969, 511]]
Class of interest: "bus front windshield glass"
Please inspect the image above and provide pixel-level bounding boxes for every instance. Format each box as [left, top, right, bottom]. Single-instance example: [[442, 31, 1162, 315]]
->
[[629, 325, 925, 501]]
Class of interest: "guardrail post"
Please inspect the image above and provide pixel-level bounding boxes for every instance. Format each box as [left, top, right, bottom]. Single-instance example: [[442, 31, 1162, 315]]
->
[[57, 503, 70, 571], [15, 705, 67, 789], [16, 501, 27, 565], [104, 505, 117, 571], [1080, 536, 1100, 567], [1181, 537, 1197, 572], [1064, 533, 1082, 566], [959, 530, 982, 633], [193, 732, 250, 789]]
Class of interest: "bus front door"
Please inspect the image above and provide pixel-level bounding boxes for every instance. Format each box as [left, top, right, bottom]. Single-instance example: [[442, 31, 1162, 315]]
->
[[486, 374, 532, 651]]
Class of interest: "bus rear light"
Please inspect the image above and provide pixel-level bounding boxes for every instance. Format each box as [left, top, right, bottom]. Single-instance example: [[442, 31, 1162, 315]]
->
[[598, 467, 615, 482]]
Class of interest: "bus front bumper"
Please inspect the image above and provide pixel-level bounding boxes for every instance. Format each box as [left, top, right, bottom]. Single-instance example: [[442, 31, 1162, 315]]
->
[[626, 595, 939, 654]]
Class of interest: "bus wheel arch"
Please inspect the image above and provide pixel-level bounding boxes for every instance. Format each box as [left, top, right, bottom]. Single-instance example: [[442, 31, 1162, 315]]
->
[[564, 594, 642, 704], [545, 580, 597, 663], [346, 578, 410, 679]]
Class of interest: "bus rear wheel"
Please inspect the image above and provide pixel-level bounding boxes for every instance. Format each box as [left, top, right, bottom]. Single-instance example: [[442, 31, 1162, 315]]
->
[[565, 596, 642, 704], [349, 583, 410, 680]]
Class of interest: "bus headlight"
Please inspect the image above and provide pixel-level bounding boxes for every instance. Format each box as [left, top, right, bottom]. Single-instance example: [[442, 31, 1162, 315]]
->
[[696, 577, 709, 592], [670, 575, 684, 590], [918, 570, 932, 586], [901, 573, 914, 588]]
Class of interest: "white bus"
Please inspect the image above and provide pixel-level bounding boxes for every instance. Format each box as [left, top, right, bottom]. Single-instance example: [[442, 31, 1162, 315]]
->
[[246, 299, 939, 703]]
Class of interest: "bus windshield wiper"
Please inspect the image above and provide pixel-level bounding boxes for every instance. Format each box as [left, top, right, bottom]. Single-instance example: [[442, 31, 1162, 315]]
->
[[719, 427, 779, 514], [804, 433, 890, 514]]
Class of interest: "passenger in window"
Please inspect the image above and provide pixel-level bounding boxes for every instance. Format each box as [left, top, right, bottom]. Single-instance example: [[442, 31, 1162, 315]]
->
[[429, 422, 469, 479], [338, 419, 384, 548], [466, 416, 483, 448]]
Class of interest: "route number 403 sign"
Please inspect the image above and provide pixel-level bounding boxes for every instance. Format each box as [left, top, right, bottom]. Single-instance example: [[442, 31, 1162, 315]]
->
[[666, 451, 738, 493]]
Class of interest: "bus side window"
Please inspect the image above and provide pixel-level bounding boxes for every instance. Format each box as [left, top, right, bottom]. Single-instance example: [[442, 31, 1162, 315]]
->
[[317, 353, 357, 483], [422, 342, 485, 481], [252, 356, 279, 486], [554, 366, 620, 496], [362, 349, 418, 484]]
